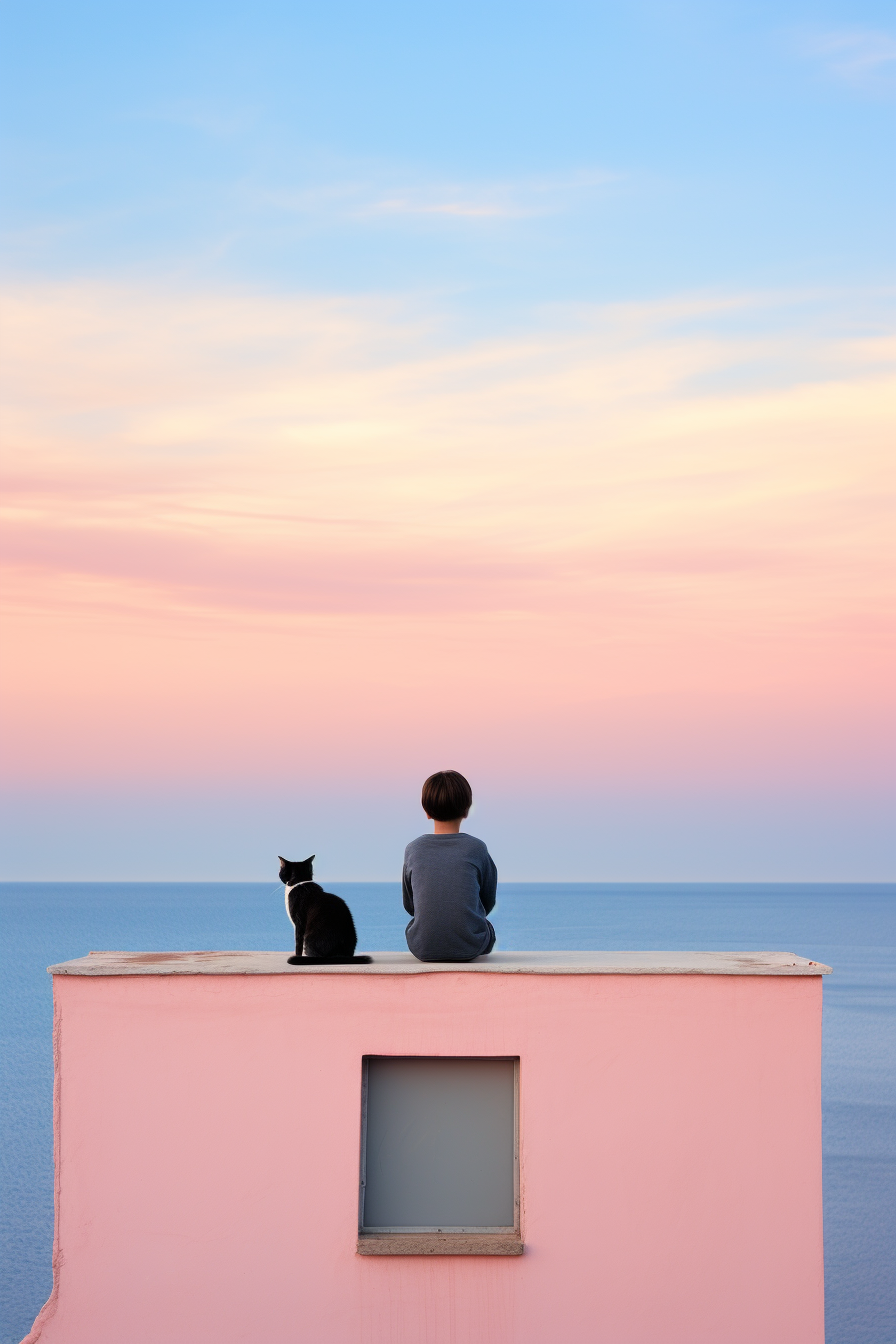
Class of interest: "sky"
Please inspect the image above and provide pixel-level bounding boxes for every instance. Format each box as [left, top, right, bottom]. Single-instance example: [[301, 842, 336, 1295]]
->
[[0, 0, 894, 880]]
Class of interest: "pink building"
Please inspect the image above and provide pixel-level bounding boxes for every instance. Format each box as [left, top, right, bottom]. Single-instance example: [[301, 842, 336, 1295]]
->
[[25, 949, 829, 1344]]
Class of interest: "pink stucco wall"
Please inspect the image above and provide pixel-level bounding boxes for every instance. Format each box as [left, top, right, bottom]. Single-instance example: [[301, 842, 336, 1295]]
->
[[26, 967, 824, 1344]]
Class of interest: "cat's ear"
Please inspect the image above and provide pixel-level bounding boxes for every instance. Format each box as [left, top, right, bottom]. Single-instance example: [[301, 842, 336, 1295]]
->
[[304, 855, 315, 865]]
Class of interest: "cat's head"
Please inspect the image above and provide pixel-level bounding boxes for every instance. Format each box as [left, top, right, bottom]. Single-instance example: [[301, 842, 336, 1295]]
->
[[278, 854, 315, 886]]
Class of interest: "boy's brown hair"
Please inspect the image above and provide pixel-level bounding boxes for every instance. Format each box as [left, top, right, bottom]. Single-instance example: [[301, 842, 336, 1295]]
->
[[421, 770, 473, 822]]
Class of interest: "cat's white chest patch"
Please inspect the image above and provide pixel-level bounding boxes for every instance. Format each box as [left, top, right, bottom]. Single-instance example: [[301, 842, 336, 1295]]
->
[[284, 880, 312, 927], [284, 883, 299, 925]]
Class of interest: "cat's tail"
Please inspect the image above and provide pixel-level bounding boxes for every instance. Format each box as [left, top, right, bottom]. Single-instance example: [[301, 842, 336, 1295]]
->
[[287, 954, 373, 965]]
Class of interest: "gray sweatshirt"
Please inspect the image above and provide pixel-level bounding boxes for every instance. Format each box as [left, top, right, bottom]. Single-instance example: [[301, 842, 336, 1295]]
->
[[402, 833, 498, 962]]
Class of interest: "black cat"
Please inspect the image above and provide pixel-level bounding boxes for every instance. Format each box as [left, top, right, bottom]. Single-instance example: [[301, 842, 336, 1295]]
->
[[279, 855, 371, 964]]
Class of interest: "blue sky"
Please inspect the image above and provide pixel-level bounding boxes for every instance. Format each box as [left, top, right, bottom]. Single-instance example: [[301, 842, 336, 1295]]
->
[[2, 0, 893, 307]]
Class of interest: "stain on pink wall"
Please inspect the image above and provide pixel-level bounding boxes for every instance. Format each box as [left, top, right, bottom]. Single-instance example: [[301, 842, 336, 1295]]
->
[[25, 969, 824, 1344]]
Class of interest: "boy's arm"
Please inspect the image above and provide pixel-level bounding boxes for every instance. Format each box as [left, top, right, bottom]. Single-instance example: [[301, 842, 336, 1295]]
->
[[402, 863, 415, 916], [480, 853, 498, 914]]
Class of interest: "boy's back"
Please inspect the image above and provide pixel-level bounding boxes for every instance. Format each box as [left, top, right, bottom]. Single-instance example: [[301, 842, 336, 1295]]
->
[[402, 832, 497, 962]]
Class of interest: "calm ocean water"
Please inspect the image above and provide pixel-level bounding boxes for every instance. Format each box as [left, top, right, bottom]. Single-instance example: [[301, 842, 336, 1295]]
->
[[1, 882, 893, 1343]]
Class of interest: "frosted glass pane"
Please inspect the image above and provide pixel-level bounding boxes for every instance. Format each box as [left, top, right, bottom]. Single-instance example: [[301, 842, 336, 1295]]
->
[[362, 1057, 516, 1230]]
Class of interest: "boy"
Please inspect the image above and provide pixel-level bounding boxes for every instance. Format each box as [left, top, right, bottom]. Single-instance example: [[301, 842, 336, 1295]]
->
[[402, 770, 498, 962]]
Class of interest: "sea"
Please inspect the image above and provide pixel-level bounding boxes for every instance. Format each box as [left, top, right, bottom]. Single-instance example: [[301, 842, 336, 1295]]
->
[[1, 882, 893, 1344]]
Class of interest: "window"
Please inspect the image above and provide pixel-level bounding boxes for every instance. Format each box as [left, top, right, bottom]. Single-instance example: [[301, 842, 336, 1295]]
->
[[358, 1056, 522, 1255]]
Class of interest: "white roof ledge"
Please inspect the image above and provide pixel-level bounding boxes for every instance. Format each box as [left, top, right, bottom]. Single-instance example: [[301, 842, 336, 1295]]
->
[[48, 949, 832, 976]]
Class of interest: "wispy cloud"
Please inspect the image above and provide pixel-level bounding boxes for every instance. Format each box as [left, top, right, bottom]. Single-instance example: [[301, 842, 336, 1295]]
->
[[365, 170, 616, 221], [258, 168, 617, 225], [136, 100, 258, 140], [368, 195, 518, 220], [798, 27, 896, 92]]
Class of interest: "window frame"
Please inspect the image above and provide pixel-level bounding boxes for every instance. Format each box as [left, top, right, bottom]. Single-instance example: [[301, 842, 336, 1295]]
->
[[357, 1054, 522, 1256]]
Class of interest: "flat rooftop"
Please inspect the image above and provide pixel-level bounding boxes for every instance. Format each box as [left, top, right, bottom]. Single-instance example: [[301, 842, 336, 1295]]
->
[[49, 950, 831, 976]]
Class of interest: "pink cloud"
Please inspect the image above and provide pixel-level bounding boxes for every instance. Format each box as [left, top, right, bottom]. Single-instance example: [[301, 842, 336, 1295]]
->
[[1, 282, 893, 800]]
